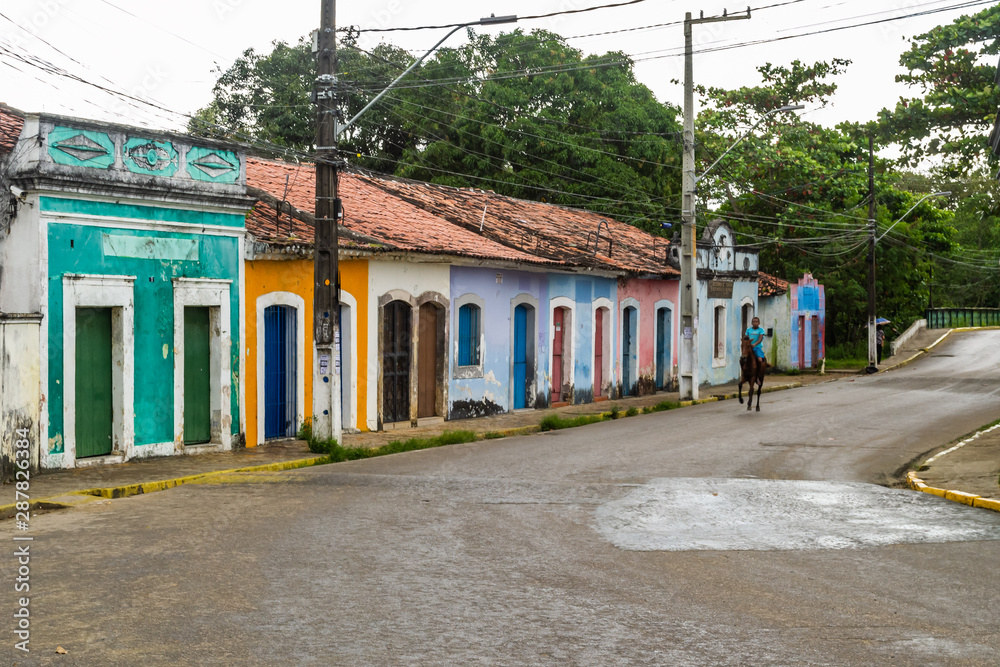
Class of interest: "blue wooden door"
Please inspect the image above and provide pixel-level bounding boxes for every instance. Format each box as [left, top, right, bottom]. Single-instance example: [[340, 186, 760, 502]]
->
[[513, 304, 528, 409], [265, 305, 297, 439], [656, 308, 671, 390]]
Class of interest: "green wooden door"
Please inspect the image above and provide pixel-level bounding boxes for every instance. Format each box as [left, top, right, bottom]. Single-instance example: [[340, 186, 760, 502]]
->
[[184, 307, 212, 444], [76, 307, 114, 458]]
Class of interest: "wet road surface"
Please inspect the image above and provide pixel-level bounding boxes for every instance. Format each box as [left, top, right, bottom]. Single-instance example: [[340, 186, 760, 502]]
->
[[5, 330, 1000, 665]]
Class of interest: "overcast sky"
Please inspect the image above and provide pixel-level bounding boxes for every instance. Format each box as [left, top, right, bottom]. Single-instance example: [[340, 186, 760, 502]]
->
[[0, 0, 991, 137]]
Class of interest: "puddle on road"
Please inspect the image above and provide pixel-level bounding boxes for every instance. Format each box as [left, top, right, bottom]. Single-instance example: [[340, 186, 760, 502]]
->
[[595, 478, 1000, 551]]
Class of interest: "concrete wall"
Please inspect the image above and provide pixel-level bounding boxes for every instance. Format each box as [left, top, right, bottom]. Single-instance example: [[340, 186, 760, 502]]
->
[[617, 278, 678, 395], [448, 266, 547, 418], [0, 317, 42, 482], [0, 193, 41, 314]]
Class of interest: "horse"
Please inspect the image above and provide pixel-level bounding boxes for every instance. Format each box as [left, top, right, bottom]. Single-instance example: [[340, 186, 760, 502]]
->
[[738, 336, 766, 412]]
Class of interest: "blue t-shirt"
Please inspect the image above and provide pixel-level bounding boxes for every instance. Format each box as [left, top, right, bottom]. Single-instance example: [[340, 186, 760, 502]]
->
[[746, 326, 766, 355]]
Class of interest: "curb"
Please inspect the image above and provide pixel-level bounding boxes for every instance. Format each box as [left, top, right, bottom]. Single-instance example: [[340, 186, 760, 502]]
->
[[0, 455, 330, 519], [879, 329, 953, 373], [906, 471, 1000, 513], [710, 381, 803, 401]]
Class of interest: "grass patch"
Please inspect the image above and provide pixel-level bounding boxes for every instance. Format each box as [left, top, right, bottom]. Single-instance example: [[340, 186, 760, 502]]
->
[[823, 358, 866, 370], [482, 431, 505, 440], [299, 420, 478, 462], [625, 406, 639, 417], [644, 400, 680, 414], [540, 413, 606, 431]]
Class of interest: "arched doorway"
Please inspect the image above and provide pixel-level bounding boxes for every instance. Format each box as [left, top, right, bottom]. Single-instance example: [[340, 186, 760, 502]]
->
[[512, 303, 535, 409], [621, 305, 638, 396], [383, 300, 411, 424], [264, 304, 297, 439], [655, 307, 672, 390]]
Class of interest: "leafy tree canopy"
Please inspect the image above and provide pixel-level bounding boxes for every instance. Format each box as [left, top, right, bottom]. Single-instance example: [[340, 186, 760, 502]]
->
[[877, 4, 1000, 176]]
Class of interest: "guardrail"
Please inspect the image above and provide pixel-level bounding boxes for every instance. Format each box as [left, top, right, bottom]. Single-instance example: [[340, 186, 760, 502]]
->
[[926, 308, 1000, 329]]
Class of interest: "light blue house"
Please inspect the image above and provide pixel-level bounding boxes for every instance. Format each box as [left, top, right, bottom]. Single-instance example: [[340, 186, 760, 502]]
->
[[0, 108, 250, 469], [695, 220, 760, 386]]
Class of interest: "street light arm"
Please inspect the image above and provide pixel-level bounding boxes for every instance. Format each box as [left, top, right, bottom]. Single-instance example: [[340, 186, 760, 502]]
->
[[694, 105, 803, 183], [875, 191, 950, 243], [336, 14, 517, 137]]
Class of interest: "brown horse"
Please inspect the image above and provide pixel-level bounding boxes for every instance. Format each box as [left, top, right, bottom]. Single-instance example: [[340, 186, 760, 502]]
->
[[738, 336, 765, 412]]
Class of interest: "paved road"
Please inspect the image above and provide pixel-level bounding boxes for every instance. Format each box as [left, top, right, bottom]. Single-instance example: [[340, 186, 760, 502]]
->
[[5, 330, 1000, 665]]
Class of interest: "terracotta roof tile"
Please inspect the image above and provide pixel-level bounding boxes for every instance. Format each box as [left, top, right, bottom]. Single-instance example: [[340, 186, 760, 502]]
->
[[0, 104, 24, 158], [246, 157, 558, 266], [758, 272, 789, 297], [359, 173, 678, 277]]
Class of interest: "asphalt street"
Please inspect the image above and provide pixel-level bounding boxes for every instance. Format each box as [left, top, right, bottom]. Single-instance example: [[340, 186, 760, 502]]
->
[[5, 330, 1000, 666]]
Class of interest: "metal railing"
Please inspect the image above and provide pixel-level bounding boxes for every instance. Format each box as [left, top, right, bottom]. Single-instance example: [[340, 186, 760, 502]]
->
[[926, 308, 1000, 329]]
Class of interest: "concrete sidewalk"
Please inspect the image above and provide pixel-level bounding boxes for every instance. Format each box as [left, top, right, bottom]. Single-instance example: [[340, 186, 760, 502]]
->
[[5, 373, 823, 514], [879, 326, 1000, 508]]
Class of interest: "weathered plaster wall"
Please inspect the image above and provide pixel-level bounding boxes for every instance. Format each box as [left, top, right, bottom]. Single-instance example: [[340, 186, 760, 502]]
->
[[44, 203, 242, 457], [617, 278, 678, 395], [367, 259, 450, 430], [448, 266, 547, 418], [0, 317, 42, 481], [547, 274, 616, 405], [0, 194, 41, 314], [697, 279, 758, 386], [790, 279, 826, 368], [758, 293, 792, 369], [245, 256, 369, 442]]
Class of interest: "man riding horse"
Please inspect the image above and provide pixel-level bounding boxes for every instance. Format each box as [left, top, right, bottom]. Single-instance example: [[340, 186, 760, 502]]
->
[[745, 316, 768, 375]]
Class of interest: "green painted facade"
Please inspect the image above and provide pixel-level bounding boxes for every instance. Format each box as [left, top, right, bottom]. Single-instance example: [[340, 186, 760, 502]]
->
[[47, 126, 115, 169], [45, 199, 241, 452]]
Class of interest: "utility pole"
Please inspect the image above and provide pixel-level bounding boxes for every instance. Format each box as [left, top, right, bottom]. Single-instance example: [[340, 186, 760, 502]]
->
[[313, 0, 342, 441], [680, 9, 750, 400], [866, 135, 877, 374]]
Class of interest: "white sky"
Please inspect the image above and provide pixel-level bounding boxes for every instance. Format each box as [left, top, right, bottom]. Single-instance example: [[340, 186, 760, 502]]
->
[[0, 0, 990, 137]]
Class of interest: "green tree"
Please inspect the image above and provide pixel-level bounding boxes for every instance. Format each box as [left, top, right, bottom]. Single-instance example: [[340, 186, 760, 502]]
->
[[695, 60, 955, 349], [384, 29, 683, 234], [877, 4, 1000, 176]]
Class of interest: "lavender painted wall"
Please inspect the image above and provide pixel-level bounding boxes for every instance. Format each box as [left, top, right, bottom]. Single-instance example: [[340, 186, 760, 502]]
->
[[448, 266, 548, 419]]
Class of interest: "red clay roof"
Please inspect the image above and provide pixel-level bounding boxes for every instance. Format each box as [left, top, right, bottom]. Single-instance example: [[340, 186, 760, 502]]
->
[[246, 157, 557, 265], [359, 174, 678, 277], [758, 272, 789, 297], [0, 104, 24, 158]]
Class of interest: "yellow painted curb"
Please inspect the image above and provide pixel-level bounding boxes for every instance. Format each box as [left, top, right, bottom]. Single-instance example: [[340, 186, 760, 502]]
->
[[945, 490, 980, 506], [921, 486, 948, 498], [0, 455, 331, 519], [973, 497, 1000, 512]]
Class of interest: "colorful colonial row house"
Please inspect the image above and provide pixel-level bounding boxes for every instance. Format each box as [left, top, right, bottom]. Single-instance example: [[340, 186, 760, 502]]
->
[[0, 105, 249, 472], [0, 104, 826, 473]]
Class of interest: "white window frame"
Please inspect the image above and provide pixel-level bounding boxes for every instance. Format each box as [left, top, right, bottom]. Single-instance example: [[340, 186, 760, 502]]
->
[[173, 278, 233, 452], [60, 274, 135, 467], [453, 293, 485, 379], [712, 300, 727, 368]]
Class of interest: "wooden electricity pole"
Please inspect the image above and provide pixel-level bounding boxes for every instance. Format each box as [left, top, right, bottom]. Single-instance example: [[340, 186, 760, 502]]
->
[[313, 0, 342, 440]]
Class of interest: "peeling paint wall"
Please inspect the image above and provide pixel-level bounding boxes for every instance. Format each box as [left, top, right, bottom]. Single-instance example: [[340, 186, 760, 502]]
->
[[44, 201, 243, 462], [448, 266, 547, 416], [758, 293, 792, 370], [0, 318, 41, 481], [547, 274, 616, 405], [617, 278, 679, 395], [696, 277, 758, 386]]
